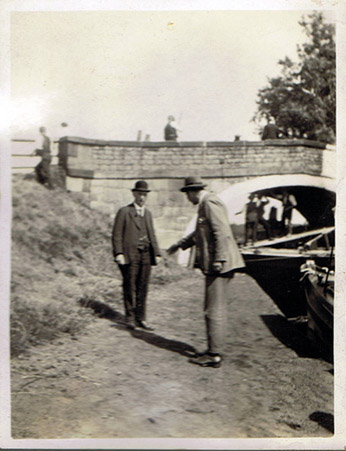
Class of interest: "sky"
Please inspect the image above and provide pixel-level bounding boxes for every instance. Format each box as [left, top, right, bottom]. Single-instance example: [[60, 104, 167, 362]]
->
[[6, 7, 337, 225], [9, 8, 335, 142]]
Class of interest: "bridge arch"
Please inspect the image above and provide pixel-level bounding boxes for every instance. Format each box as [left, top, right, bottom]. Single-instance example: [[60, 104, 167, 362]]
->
[[215, 174, 335, 228], [178, 174, 335, 265]]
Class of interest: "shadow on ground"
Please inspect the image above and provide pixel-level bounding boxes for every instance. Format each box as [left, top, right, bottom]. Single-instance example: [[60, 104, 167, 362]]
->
[[79, 297, 196, 357], [261, 314, 324, 360], [309, 411, 334, 433]]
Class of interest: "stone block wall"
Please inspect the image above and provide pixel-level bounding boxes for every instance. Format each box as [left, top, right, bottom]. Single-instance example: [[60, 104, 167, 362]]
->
[[58, 137, 331, 248]]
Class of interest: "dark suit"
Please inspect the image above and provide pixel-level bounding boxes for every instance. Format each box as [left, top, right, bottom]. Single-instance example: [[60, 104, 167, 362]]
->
[[261, 123, 284, 140], [35, 135, 52, 187], [164, 123, 178, 141], [179, 193, 245, 354], [112, 203, 161, 323]]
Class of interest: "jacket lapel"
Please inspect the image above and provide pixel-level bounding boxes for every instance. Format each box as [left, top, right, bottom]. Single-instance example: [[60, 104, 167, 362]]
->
[[144, 209, 152, 237], [129, 204, 141, 230]]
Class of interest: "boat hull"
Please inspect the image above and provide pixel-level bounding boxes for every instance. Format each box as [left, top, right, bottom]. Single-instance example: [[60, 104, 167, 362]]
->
[[301, 272, 333, 357], [243, 251, 331, 318]]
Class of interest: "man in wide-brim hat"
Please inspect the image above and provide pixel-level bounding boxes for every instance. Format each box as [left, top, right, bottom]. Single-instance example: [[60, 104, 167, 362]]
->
[[168, 176, 245, 367], [112, 180, 161, 331]]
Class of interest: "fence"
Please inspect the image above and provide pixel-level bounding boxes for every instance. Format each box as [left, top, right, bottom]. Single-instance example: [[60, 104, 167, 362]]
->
[[11, 139, 59, 174]]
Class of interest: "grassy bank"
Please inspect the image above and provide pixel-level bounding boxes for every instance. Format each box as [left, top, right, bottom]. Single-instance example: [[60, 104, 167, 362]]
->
[[10, 175, 188, 356]]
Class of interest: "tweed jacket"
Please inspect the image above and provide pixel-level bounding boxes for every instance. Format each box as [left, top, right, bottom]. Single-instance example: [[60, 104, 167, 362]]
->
[[180, 193, 245, 276], [112, 203, 161, 265]]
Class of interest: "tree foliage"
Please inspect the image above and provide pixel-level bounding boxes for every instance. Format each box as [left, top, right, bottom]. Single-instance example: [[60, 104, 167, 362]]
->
[[253, 12, 335, 143]]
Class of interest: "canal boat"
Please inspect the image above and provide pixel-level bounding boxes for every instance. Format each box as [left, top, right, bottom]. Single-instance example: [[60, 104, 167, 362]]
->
[[241, 227, 334, 318], [299, 257, 334, 359]]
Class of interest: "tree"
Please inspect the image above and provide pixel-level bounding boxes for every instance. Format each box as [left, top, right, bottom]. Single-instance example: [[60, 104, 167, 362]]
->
[[253, 12, 335, 144]]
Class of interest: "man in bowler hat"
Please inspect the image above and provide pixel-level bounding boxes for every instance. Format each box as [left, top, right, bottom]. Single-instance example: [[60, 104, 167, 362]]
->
[[112, 181, 161, 330], [168, 177, 245, 367]]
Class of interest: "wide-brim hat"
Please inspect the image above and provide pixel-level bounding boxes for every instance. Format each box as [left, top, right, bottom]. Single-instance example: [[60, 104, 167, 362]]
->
[[180, 176, 207, 192], [132, 180, 151, 192]]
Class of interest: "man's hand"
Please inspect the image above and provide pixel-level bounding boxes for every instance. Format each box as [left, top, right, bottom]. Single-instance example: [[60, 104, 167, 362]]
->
[[212, 261, 224, 272], [156, 256, 162, 265], [115, 254, 125, 265], [167, 243, 180, 255]]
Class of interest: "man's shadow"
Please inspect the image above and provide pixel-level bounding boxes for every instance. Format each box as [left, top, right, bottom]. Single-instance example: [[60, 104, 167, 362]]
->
[[79, 297, 196, 357]]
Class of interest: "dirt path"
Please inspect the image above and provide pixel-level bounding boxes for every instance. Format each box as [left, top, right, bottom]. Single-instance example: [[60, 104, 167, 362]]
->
[[11, 272, 333, 439]]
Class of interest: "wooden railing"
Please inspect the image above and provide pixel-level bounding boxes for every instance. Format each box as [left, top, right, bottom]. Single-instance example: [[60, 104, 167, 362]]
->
[[11, 139, 59, 174]]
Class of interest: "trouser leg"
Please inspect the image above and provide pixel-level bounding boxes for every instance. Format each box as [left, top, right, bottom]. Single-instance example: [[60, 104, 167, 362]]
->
[[287, 221, 293, 235], [35, 159, 52, 187], [281, 210, 288, 233], [41, 160, 50, 185], [204, 275, 232, 355], [120, 259, 140, 321], [35, 162, 44, 184], [253, 220, 258, 243], [135, 250, 151, 322], [259, 217, 271, 239], [245, 222, 251, 244], [281, 210, 292, 235]]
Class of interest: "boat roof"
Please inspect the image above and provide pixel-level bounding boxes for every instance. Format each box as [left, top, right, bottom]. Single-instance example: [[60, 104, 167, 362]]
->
[[248, 226, 334, 249]]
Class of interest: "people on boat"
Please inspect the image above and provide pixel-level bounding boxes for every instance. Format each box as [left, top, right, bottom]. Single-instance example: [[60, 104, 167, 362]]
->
[[281, 190, 297, 235], [255, 195, 272, 241], [236, 194, 258, 246], [268, 206, 280, 238]]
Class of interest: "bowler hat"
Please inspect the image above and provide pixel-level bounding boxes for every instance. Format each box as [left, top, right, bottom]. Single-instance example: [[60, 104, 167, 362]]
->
[[180, 176, 207, 192], [132, 180, 151, 192]]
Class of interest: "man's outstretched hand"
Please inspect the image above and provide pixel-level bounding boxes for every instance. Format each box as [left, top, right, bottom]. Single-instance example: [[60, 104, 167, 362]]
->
[[167, 243, 180, 255], [212, 261, 223, 272]]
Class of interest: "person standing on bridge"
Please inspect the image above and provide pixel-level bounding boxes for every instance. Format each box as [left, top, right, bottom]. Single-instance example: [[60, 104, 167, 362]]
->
[[112, 181, 162, 331], [32, 126, 52, 189], [164, 115, 181, 141], [261, 118, 285, 140], [167, 176, 245, 368]]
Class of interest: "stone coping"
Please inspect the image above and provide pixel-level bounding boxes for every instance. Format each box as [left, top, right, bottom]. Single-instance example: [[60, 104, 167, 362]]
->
[[59, 136, 327, 149]]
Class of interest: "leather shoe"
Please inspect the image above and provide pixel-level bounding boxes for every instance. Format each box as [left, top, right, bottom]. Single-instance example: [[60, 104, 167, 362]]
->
[[136, 320, 155, 331], [125, 319, 137, 330], [189, 353, 222, 368]]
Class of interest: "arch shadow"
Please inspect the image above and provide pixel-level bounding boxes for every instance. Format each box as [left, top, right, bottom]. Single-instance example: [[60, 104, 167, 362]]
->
[[260, 314, 326, 360]]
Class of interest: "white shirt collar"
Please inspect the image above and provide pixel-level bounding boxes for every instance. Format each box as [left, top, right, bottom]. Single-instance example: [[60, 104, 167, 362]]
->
[[134, 203, 145, 215]]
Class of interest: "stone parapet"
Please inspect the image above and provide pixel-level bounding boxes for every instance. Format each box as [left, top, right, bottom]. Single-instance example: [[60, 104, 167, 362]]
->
[[59, 137, 327, 181], [59, 137, 334, 248]]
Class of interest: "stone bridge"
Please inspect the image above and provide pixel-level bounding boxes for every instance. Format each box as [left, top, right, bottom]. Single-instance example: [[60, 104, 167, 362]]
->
[[58, 137, 336, 248]]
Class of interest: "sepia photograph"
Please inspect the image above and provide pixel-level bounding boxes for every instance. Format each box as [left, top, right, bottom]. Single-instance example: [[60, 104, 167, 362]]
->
[[0, 0, 345, 449]]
